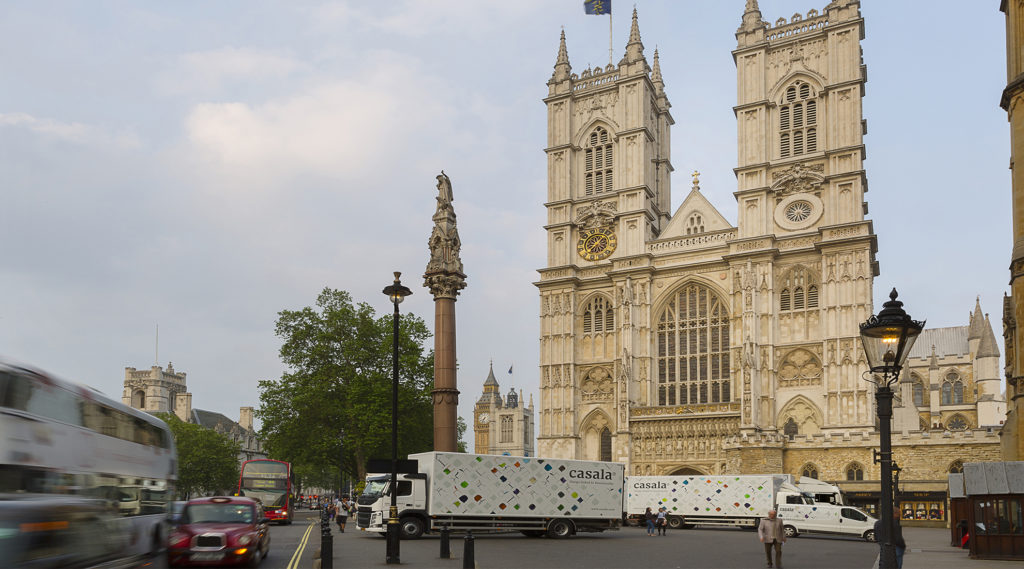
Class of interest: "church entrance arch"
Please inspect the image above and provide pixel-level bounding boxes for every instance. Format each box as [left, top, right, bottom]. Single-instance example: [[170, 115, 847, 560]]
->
[[667, 466, 705, 476]]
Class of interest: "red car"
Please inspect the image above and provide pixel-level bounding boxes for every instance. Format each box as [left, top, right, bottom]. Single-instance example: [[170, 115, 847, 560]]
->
[[168, 496, 270, 567]]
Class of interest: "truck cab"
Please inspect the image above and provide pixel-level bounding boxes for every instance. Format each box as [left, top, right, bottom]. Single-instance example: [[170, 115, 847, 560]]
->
[[796, 477, 845, 505], [356, 473, 429, 538]]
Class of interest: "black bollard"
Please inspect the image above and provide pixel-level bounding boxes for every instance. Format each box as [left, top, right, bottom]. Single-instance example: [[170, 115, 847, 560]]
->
[[320, 508, 334, 569], [462, 530, 474, 569], [440, 524, 451, 559]]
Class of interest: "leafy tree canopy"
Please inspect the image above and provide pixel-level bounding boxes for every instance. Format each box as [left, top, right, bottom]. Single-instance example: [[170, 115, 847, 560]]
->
[[155, 413, 241, 499], [256, 288, 447, 491]]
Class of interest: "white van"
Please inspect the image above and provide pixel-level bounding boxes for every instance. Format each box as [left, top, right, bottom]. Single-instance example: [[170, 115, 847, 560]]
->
[[776, 503, 877, 541]]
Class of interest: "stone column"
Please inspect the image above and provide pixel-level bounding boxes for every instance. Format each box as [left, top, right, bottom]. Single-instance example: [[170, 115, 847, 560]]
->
[[424, 172, 467, 452]]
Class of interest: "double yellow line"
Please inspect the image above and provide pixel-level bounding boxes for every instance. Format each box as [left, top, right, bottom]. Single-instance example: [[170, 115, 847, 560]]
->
[[287, 520, 316, 569]]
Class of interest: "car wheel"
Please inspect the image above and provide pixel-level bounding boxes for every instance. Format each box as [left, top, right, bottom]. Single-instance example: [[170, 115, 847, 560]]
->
[[546, 518, 573, 539], [783, 525, 798, 538], [400, 516, 425, 540], [864, 529, 876, 542]]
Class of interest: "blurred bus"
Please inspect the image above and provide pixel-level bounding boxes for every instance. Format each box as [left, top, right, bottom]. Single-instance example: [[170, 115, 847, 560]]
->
[[237, 459, 293, 524], [0, 360, 176, 567]]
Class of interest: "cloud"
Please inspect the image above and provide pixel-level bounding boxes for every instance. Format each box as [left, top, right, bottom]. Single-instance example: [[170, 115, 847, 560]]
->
[[0, 112, 141, 150], [155, 47, 307, 96]]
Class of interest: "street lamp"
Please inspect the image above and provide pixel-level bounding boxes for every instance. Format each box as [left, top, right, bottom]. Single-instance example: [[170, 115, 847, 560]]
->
[[382, 271, 411, 565], [860, 288, 924, 569]]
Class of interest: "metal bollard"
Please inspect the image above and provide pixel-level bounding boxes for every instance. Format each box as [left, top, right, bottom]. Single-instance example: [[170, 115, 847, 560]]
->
[[462, 530, 474, 569], [320, 508, 334, 569], [439, 524, 451, 559]]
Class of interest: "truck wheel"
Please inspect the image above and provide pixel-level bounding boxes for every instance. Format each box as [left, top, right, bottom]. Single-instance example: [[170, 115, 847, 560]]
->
[[546, 518, 573, 539], [864, 529, 876, 542], [783, 525, 798, 538], [400, 517, 425, 540], [667, 516, 684, 530]]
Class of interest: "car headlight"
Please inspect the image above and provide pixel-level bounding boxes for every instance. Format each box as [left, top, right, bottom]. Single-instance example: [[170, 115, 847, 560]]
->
[[238, 535, 252, 545]]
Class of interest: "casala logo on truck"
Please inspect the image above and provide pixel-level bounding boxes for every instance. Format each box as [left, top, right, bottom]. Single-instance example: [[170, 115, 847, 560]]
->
[[568, 468, 614, 481]]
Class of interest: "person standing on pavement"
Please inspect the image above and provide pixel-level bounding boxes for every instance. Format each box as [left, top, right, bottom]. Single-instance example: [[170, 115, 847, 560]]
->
[[873, 510, 906, 568], [758, 509, 786, 568], [644, 506, 656, 536], [335, 495, 349, 533], [656, 507, 668, 536]]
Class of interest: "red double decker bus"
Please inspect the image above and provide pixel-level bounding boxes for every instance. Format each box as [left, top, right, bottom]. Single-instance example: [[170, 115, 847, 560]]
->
[[238, 459, 293, 524]]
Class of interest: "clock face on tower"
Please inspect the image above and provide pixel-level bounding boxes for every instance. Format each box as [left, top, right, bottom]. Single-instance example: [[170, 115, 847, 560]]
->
[[478, 413, 489, 424], [576, 227, 617, 262]]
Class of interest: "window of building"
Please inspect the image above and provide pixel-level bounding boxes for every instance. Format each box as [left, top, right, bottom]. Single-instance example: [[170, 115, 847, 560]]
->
[[779, 82, 818, 158], [846, 463, 864, 481], [949, 460, 964, 474], [801, 464, 819, 479], [582, 296, 614, 334], [911, 375, 924, 407], [946, 414, 968, 431], [584, 127, 613, 196], [686, 213, 704, 235], [600, 427, 612, 462], [656, 283, 730, 406], [942, 371, 964, 405], [779, 268, 819, 312], [500, 415, 513, 443]]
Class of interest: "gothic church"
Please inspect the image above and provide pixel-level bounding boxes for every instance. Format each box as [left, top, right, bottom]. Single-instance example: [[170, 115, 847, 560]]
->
[[536, 1, 1002, 518]]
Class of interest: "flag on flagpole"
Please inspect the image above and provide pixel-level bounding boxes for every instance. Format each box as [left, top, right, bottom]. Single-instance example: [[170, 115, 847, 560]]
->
[[508, 365, 513, 375], [584, 0, 611, 15]]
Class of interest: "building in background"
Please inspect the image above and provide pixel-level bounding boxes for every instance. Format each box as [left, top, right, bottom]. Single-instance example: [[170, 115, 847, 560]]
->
[[122, 363, 266, 463], [473, 363, 535, 457], [535, 1, 1002, 525]]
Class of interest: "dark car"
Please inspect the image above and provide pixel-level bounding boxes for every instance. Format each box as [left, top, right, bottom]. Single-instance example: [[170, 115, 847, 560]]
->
[[167, 496, 270, 567]]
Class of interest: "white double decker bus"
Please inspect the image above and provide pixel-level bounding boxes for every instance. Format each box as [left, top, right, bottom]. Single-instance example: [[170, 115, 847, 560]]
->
[[0, 360, 177, 567]]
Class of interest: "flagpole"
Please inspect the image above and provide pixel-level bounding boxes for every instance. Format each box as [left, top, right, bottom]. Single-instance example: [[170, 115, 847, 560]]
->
[[608, 13, 613, 66]]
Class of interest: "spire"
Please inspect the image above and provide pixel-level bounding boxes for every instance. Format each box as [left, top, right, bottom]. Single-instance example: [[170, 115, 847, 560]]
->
[[622, 7, 645, 65], [651, 48, 664, 92], [738, 0, 766, 34], [967, 296, 986, 340], [484, 361, 498, 387], [978, 313, 1002, 358], [550, 28, 572, 84]]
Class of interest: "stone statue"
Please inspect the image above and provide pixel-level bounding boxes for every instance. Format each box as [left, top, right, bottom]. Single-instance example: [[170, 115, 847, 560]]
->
[[436, 170, 453, 209]]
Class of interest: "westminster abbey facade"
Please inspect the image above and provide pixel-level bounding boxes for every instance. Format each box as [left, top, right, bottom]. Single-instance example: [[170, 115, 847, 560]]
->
[[535, 2, 1003, 519]]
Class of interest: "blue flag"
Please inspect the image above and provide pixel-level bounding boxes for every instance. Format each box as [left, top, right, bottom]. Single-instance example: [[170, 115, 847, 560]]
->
[[508, 365, 513, 375], [584, 0, 610, 16]]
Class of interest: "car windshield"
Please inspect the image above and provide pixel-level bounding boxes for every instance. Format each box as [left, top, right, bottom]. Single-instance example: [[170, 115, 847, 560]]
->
[[184, 504, 254, 524]]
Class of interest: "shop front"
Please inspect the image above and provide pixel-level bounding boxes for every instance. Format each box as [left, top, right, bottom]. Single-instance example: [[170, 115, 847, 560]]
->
[[843, 489, 949, 527]]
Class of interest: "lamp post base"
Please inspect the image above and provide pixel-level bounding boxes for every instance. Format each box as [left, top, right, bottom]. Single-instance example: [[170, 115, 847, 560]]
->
[[386, 507, 401, 564]]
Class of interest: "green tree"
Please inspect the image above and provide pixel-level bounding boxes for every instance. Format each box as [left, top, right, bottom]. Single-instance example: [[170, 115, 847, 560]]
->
[[256, 288, 435, 490], [155, 413, 241, 499]]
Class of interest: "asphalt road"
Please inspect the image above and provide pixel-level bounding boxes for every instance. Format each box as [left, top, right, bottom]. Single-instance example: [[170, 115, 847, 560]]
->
[[143, 510, 879, 569]]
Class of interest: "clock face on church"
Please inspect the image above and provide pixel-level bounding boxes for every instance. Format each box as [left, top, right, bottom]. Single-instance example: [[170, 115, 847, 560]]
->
[[478, 413, 489, 424], [576, 227, 617, 261]]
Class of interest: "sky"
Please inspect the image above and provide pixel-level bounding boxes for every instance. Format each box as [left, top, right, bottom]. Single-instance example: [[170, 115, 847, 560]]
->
[[0, 1, 1011, 449]]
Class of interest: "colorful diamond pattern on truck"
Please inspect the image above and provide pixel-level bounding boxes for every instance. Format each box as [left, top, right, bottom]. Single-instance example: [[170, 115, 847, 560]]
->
[[625, 475, 776, 517], [419, 452, 624, 518]]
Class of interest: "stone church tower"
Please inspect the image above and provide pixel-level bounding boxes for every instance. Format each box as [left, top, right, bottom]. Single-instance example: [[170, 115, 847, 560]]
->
[[473, 363, 536, 456], [538, 1, 876, 473]]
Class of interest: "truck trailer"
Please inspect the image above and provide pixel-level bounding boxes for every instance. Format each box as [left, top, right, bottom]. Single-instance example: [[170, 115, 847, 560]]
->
[[357, 451, 624, 539], [624, 474, 814, 529]]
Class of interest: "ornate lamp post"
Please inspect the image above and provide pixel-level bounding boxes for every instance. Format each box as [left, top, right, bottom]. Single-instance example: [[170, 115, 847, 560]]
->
[[860, 289, 924, 569], [382, 271, 412, 565]]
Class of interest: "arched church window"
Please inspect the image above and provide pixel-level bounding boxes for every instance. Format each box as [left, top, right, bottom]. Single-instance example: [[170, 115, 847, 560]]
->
[[780, 289, 791, 310], [132, 389, 145, 409], [656, 283, 730, 406], [686, 213, 704, 235], [779, 267, 819, 313], [801, 464, 819, 479], [912, 376, 924, 407], [783, 417, 798, 440], [779, 81, 818, 158], [845, 463, 864, 481], [942, 371, 964, 405], [584, 127, 613, 196], [582, 296, 614, 334], [600, 427, 612, 462], [946, 414, 968, 431], [949, 460, 964, 474]]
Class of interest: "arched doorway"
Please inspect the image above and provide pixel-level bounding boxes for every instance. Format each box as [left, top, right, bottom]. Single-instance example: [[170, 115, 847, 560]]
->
[[668, 466, 705, 475]]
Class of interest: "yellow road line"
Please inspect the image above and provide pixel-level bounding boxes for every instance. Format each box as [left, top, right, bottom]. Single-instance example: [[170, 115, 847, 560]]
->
[[287, 520, 316, 569]]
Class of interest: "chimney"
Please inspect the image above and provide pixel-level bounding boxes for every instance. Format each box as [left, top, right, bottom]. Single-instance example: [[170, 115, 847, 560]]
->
[[240, 407, 254, 431]]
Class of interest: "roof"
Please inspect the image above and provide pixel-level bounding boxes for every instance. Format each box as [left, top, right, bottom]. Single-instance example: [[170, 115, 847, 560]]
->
[[906, 326, 969, 359], [192, 409, 252, 436]]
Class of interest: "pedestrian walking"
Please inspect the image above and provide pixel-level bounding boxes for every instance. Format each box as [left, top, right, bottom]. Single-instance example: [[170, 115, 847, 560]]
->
[[873, 511, 906, 569], [644, 506, 656, 536], [656, 507, 668, 535], [335, 495, 350, 533], [758, 509, 786, 568]]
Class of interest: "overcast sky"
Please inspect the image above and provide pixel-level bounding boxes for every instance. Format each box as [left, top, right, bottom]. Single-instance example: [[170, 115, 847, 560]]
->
[[0, 1, 1010, 448]]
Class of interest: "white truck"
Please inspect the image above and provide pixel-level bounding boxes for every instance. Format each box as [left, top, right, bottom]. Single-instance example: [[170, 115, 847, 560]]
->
[[624, 474, 815, 529], [356, 451, 625, 539], [776, 503, 878, 541]]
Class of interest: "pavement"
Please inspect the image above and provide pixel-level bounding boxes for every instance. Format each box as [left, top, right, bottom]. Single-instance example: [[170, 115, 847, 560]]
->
[[873, 527, 1020, 569]]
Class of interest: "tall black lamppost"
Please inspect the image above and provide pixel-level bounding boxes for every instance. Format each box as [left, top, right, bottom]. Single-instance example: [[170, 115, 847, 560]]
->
[[382, 271, 411, 565], [859, 289, 923, 569]]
